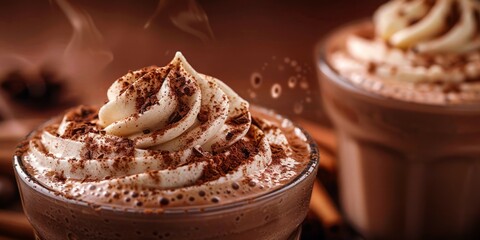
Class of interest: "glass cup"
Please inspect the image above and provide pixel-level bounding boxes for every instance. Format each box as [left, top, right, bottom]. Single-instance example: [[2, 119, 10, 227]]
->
[[316, 21, 480, 240], [14, 107, 319, 240]]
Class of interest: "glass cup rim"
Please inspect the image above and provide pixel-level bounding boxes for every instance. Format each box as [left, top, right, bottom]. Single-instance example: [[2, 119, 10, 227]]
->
[[13, 105, 319, 216], [315, 19, 480, 114]]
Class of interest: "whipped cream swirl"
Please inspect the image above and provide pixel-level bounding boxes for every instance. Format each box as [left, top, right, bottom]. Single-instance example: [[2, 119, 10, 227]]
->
[[375, 0, 480, 53], [332, 0, 480, 84], [22, 53, 304, 205], [98, 52, 250, 152]]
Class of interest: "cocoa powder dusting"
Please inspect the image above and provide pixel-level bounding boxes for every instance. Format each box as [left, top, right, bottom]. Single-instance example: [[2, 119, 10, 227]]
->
[[161, 151, 175, 167], [270, 144, 287, 165], [118, 67, 155, 96], [62, 106, 99, 140], [196, 139, 259, 184], [15, 139, 30, 156], [81, 136, 135, 163], [135, 73, 162, 114], [53, 171, 66, 183]]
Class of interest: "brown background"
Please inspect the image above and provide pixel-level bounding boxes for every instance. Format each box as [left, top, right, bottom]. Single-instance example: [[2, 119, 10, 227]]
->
[[0, 0, 384, 122]]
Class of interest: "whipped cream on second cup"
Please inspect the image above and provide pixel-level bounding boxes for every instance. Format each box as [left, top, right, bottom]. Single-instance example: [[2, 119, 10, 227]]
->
[[329, 0, 480, 104], [375, 0, 480, 53], [20, 52, 311, 208]]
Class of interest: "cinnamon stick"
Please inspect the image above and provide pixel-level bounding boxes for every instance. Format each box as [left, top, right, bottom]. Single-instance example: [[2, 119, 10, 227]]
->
[[0, 211, 34, 239], [0, 151, 15, 177], [318, 148, 336, 172], [295, 118, 337, 153], [295, 117, 338, 172], [309, 180, 342, 227]]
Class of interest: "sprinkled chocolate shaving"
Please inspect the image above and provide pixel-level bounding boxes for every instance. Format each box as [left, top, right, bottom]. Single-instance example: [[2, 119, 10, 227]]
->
[[118, 67, 156, 96], [171, 76, 188, 96], [167, 99, 191, 125], [167, 111, 183, 124], [65, 105, 98, 122], [183, 85, 194, 96], [229, 113, 250, 125], [80, 136, 135, 161], [196, 139, 258, 184], [53, 171, 66, 183], [192, 146, 206, 157], [120, 81, 131, 94], [62, 106, 99, 140], [197, 109, 209, 123], [250, 117, 270, 131], [225, 132, 234, 141], [133, 70, 169, 114]]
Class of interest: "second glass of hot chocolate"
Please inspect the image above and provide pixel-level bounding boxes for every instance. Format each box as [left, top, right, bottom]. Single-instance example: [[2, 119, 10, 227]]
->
[[317, 0, 480, 239]]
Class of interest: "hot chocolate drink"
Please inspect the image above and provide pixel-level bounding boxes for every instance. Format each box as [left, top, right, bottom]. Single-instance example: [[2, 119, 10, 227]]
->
[[317, 0, 480, 239], [15, 52, 319, 240]]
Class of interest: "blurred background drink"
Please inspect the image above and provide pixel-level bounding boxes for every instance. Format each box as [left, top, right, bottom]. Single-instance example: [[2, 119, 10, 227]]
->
[[317, 0, 480, 239]]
